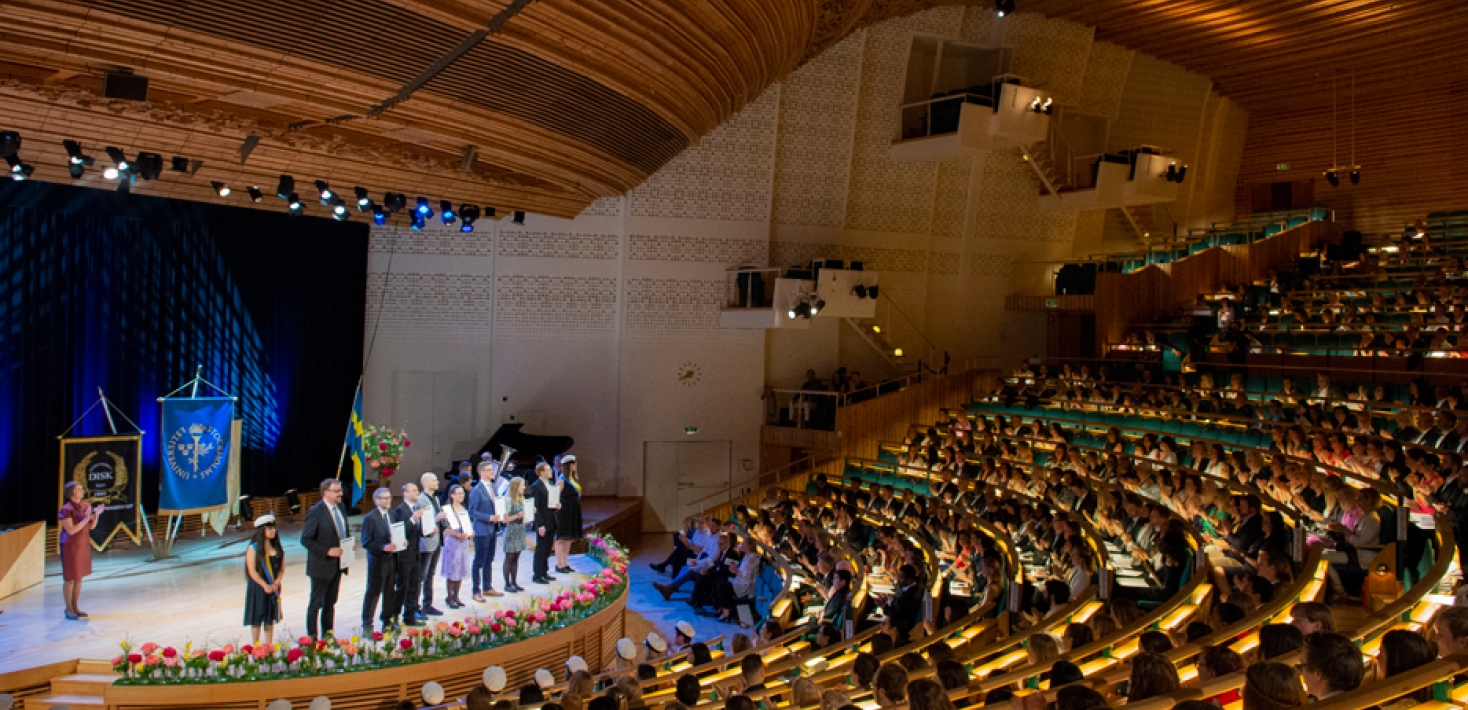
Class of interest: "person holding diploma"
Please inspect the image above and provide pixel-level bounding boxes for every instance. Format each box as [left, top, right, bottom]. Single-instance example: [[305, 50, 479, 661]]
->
[[301, 478, 350, 639], [440, 484, 472, 608], [469, 460, 508, 600], [416, 472, 445, 617], [58, 481, 102, 621], [361, 487, 400, 632], [529, 463, 559, 584], [244, 514, 284, 644], [501, 477, 528, 592], [392, 482, 426, 626], [554, 455, 584, 574]]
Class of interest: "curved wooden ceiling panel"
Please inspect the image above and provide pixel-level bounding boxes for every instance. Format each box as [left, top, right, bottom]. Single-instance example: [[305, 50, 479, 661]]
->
[[0, 0, 1459, 219]]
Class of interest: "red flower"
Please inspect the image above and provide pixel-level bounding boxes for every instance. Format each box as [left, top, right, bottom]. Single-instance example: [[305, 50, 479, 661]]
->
[[128, 654, 143, 664], [379, 442, 389, 451], [404, 440, 411, 447], [286, 648, 304, 664], [372, 632, 384, 642], [208, 650, 226, 662], [161, 647, 177, 659], [298, 635, 313, 647], [399, 638, 413, 651], [488, 623, 501, 633], [315, 640, 328, 652], [241, 644, 253, 654]]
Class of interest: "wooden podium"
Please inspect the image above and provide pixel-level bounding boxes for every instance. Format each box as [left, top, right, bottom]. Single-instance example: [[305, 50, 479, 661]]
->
[[0, 521, 46, 600]]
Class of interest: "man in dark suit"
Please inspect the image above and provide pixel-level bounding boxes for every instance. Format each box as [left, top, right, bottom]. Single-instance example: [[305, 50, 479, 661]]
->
[[300, 478, 350, 639], [819, 568, 853, 626], [392, 482, 426, 626], [361, 487, 400, 632], [880, 564, 924, 645], [1070, 480, 1097, 518], [529, 462, 559, 584]]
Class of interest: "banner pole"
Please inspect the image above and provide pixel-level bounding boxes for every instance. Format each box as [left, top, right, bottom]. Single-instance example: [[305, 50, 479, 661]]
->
[[190, 365, 202, 398], [335, 378, 363, 481], [98, 387, 119, 435]]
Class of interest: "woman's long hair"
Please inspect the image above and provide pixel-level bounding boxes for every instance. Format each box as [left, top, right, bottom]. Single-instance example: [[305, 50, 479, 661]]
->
[[249, 523, 284, 568], [509, 476, 525, 504]]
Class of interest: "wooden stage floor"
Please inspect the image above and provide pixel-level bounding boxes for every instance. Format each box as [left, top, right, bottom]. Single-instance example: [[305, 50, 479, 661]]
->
[[0, 497, 641, 675]]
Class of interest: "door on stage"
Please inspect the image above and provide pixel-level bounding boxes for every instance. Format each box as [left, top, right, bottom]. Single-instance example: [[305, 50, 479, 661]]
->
[[642, 441, 731, 533], [392, 371, 478, 480]]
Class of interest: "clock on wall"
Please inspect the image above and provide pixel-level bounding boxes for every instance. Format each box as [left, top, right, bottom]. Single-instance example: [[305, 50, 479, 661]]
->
[[677, 362, 702, 387]]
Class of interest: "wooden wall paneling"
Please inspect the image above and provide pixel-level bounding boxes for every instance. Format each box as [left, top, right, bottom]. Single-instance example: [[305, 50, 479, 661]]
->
[[0, 522, 44, 601], [833, 370, 983, 459]]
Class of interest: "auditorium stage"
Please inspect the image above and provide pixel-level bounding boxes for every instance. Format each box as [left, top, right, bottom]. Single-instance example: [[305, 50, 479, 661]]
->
[[0, 497, 642, 676]]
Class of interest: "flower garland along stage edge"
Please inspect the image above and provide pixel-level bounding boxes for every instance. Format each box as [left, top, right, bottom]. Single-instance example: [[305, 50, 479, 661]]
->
[[110, 535, 628, 684]]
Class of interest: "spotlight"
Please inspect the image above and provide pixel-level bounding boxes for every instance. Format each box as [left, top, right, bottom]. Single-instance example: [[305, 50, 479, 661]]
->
[[0, 132, 19, 158], [511, 210, 526, 225], [812, 299, 826, 315], [315, 180, 334, 203], [1175, 164, 1187, 182], [103, 167, 120, 180], [135, 152, 163, 180], [852, 284, 868, 298], [116, 172, 133, 193], [868, 285, 879, 299], [331, 197, 350, 221], [995, 0, 1015, 17], [410, 213, 425, 231], [1324, 170, 1340, 187], [276, 174, 295, 199], [793, 302, 813, 319], [105, 146, 131, 172], [62, 140, 92, 179], [287, 192, 303, 213], [460, 204, 480, 233], [1166, 162, 1178, 181], [373, 206, 387, 225], [1042, 97, 1053, 114], [354, 186, 371, 209], [247, 186, 263, 202], [211, 181, 231, 197], [1350, 169, 1360, 185], [4, 155, 18, 171], [440, 200, 456, 225], [10, 163, 34, 180], [415, 197, 433, 218], [787, 307, 798, 320], [485, 207, 497, 219], [170, 156, 189, 173], [384, 193, 407, 213]]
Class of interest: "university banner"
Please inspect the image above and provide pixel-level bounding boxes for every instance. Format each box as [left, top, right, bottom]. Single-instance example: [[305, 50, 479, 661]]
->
[[159, 397, 234, 514], [58, 435, 142, 549]]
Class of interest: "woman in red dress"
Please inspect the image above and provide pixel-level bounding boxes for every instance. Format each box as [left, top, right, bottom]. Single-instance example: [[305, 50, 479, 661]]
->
[[59, 481, 102, 621]]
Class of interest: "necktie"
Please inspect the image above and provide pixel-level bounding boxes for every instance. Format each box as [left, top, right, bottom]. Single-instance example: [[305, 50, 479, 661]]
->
[[331, 505, 346, 539]]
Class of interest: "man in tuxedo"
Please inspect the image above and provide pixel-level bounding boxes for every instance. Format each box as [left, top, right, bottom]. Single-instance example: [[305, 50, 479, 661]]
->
[[300, 478, 350, 639], [416, 472, 445, 616], [469, 461, 508, 599], [361, 487, 400, 632], [529, 463, 559, 584], [879, 564, 924, 644], [392, 482, 426, 626]]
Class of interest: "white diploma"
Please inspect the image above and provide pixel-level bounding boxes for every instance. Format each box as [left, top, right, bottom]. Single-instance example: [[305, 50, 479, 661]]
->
[[338, 537, 355, 570], [547, 483, 561, 509], [419, 508, 434, 536], [523, 499, 536, 527], [493, 496, 506, 519], [390, 521, 407, 551]]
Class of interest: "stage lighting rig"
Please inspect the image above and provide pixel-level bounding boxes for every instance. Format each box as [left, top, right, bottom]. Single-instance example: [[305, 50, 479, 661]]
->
[[0, 132, 19, 159], [995, 0, 1015, 17], [440, 200, 456, 225], [247, 186, 264, 202], [459, 204, 480, 233], [287, 192, 303, 215], [415, 196, 433, 219], [315, 180, 334, 203], [276, 175, 295, 200], [373, 206, 388, 225], [135, 152, 163, 180], [62, 140, 93, 178], [331, 196, 350, 221], [511, 210, 526, 225], [211, 181, 232, 197], [354, 186, 371, 209]]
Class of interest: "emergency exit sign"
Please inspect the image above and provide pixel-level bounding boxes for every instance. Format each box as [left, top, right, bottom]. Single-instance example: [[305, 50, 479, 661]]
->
[[1045, 298, 1060, 308], [684, 427, 699, 435], [1275, 163, 1290, 171]]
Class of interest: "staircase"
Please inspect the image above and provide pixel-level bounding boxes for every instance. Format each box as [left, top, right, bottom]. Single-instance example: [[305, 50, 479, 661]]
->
[[842, 292, 946, 378], [26, 661, 118, 710], [844, 317, 916, 375], [1021, 143, 1073, 196]]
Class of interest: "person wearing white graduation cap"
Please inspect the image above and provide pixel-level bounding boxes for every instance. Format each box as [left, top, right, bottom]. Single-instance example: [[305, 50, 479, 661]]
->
[[673, 621, 696, 652], [644, 632, 668, 661]]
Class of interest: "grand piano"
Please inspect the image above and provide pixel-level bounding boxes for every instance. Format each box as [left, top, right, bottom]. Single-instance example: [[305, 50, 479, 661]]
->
[[454, 423, 574, 479]]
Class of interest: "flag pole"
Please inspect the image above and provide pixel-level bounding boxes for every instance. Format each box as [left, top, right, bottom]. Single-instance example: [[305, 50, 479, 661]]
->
[[336, 377, 363, 481]]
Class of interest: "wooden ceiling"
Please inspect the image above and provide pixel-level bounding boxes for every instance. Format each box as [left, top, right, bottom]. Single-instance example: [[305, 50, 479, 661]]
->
[[0, 0, 1462, 222]]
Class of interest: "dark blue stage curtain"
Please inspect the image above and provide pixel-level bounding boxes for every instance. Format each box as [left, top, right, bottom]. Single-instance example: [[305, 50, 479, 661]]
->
[[0, 180, 367, 524]]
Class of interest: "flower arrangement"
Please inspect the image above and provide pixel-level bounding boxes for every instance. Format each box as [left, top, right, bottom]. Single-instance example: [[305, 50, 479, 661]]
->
[[110, 536, 629, 684], [361, 425, 410, 481]]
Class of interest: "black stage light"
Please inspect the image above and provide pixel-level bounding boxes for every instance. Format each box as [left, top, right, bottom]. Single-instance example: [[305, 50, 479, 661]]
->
[[373, 206, 387, 225], [384, 193, 407, 213], [354, 186, 371, 209], [315, 180, 334, 203], [511, 210, 525, 225], [1350, 170, 1360, 185], [211, 181, 231, 197], [1325, 170, 1340, 187], [853, 285, 868, 299], [276, 174, 295, 199], [868, 285, 880, 299], [1175, 164, 1187, 183], [415, 197, 433, 219], [116, 172, 134, 194], [287, 192, 303, 214], [410, 212, 425, 231], [996, 0, 1015, 17], [812, 299, 826, 315], [794, 302, 813, 319], [460, 204, 480, 233], [135, 152, 163, 180], [440, 200, 456, 225], [485, 207, 497, 219], [0, 131, 19, 158], [10, 163, 34, 181], [1166, 163, 1178, 181], [170, 156, 189, 173], [105, 146, 131, 172], [331, 196, 349, 221], [247, 186, 264, 202]]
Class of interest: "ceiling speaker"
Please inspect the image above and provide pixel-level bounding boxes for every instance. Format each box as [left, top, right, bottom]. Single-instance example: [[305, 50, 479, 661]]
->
[[104, 72, 149, 101]]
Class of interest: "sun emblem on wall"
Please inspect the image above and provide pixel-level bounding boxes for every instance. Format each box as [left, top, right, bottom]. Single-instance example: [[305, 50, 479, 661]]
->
[[677, 362, 702, 387]]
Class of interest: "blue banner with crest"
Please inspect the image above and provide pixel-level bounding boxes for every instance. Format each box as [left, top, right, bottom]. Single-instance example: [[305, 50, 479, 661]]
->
[[159, 397, 233, 514]]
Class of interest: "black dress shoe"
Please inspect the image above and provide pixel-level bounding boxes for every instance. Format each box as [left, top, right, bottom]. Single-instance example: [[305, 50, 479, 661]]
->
[[650, 563, 666, 573], [422, 606, 445, 616], [556, 566, 573, 573], [533, 576, 550, 584], [402, 617, 425, 627]]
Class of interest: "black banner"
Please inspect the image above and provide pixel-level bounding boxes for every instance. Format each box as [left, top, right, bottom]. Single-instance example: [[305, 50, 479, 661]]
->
[[59, 435, 142, 548]]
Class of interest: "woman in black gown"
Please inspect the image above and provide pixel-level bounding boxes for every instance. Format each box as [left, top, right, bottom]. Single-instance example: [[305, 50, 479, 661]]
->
[[554, 454, 583, 573], [243, 514, 284, 644]]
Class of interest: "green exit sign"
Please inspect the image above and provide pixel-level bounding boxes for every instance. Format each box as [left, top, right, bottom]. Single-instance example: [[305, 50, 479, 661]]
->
[[684, 427, 699, 435], [1275, 163, 1290, 171], [1045, 298, 1060, 308]]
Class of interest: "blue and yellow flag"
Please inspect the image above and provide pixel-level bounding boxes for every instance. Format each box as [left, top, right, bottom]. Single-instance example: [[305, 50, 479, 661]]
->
[[346, 385, 367, 505]]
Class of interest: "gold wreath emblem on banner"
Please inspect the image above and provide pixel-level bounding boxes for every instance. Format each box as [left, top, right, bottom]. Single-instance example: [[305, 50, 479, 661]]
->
[[72, 450, 130, 503]]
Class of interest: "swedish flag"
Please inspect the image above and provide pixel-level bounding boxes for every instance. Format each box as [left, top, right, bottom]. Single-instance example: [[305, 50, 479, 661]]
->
[[346, 385, 367, 505]]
